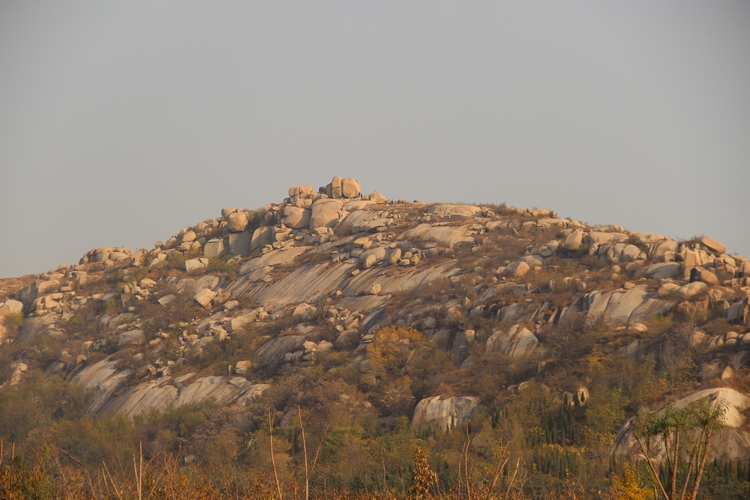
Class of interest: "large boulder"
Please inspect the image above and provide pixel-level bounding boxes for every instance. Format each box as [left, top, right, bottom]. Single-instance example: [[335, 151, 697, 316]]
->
[[726, 298, 749, 324], [341, 178, 361, 198], [695, 269, 719, 286], [227, 212, 249, 232], [282, 206, 311, 229], [330, 175, 343, 198], [643, 262, 680, 280], [289, 185, 314, 197], [194, 288, 217, 307], [412, 396, 480, 430], [485, 324, 538, 358], [586, 285, 674, 326], [309, 199, 345, 230], [677, 281, 708, 299], [561, 230, 585, 252], [183, 257, 209, 272], [698, 235, 726, 255], [504, 261, 530, 278], [0, 300, 23, 317]]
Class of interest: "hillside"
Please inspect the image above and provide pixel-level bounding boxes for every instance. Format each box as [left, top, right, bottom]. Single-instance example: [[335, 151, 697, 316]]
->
[[1, 175, 750, 499]]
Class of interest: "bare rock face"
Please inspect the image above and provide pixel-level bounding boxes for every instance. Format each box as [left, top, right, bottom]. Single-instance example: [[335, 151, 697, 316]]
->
[[397, 224, 474, 248], [585, 285, 674, 326], [694, 268, 719, 286], [255, 335, 307, 370], [251, 226, 275, 252], [19, 279, 60, 306], [204, 238, 225, 258], [428, 204, 481, 220], [412, 395, 480, 430], [336, 210, 389, 234], [228, 231, 253, 255], [484, 324, 538, 358], [15, 315, 56, 343]]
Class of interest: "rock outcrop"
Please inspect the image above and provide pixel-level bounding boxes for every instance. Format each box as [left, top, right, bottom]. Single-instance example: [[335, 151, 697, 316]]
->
[[412, 396, 480, 430]]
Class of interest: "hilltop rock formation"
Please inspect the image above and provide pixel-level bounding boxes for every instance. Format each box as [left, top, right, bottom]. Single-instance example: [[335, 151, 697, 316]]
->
[[1, 174, 750, 467]]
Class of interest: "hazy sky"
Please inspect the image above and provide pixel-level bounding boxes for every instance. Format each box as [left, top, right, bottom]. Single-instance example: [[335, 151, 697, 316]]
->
[[1, 1, 749, 278]]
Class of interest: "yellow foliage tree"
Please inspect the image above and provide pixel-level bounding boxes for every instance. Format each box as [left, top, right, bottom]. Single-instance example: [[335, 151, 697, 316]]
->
[[368, 326, 424, 375], [612, 463, 655, 500]]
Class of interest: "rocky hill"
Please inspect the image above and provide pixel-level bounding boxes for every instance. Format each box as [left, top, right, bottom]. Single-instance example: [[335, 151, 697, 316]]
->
[[2, 175, 750, 497]]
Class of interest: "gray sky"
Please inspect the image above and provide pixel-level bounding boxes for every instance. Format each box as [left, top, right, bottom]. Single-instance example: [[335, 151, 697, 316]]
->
[[1, 1, 749, 278]]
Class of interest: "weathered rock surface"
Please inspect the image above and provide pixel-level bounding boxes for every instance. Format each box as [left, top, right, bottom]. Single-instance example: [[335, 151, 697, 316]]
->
[[203, 238, 225, 257], [256, 335, 307, 370], [15, 315, 56, 343], [251, 226, 275, 252], [412, 396, 480, 430], [310, 199, 345, 230], [336, 210, 389, 234], [72, 357, 267, 417], [398, 224, 474, 248], [585, 285, 673, 326], [485, 324, 538, 358], [428, 204, 481, 220]]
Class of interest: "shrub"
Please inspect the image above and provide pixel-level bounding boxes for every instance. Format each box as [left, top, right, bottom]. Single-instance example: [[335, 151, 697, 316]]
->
[[1, 312, 23, 341]]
